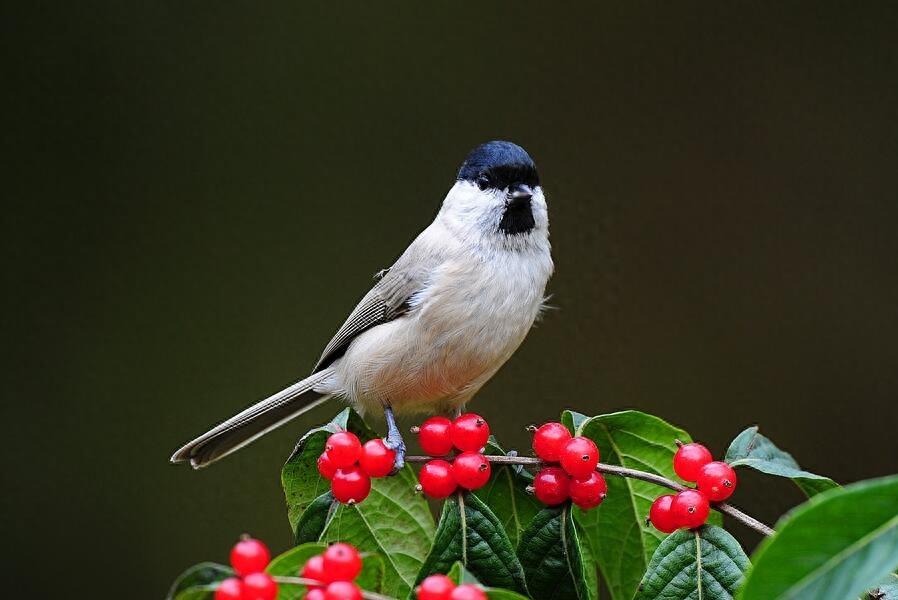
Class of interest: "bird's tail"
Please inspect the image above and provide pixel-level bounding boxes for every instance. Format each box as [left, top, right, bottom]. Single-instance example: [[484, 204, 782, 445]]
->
[[170, 369, 335, 469]]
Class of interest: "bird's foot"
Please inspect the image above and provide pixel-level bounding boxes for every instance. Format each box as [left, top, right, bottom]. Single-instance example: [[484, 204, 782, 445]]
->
[[507, 450, 525, 476], [383, 434, 407, 474], [383, 404, 406, 474]]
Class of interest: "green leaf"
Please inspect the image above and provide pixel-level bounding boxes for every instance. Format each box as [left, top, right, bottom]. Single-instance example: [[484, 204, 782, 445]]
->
[[724, 426, 837, 497], [474, 437, 542, 548], [561, 410, 589, 435], [446, 560, 530, 600], [574, 410, 720, 600], [739, 475, 898, 600], [635, 525, 750, 600], [447, 560, 483, 585], [282, 408, 370, 530], [353, 554, 387, 596], [166, 562, 233, 600], [572, 506, 600, 599], [793, 477, 839, 497], [267, 543, 326, 599], [485, 589, 532, 599], [294, 492, 337, 545], [173, 588, 217, 600], [283, 408, 434, 598], [319, 471, 435, 598], [867, 573, 898, 599], [266, 542, 385, 598], [416, 492, 529, 595], [517, 505, 596, 600]]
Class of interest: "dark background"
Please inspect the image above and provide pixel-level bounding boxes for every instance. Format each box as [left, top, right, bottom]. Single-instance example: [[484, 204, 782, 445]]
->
[[5, 3, 898, 598]]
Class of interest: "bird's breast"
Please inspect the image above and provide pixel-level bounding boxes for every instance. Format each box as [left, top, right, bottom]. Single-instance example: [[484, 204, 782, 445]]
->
[[336, 249, 552, 413]]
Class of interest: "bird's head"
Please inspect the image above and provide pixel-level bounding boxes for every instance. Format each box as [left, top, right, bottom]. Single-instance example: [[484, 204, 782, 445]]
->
[[439, 141, 549, 249]]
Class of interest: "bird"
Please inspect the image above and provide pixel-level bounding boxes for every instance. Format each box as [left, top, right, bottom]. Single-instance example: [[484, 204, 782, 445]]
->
[[170, 140, 554, 470]]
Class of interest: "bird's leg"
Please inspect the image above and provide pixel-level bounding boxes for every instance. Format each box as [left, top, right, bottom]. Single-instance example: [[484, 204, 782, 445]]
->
[[382, 403, 406, 474]]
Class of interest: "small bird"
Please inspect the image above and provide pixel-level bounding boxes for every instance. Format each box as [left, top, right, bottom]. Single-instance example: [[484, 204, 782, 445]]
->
[[171, 141, 554, 470]]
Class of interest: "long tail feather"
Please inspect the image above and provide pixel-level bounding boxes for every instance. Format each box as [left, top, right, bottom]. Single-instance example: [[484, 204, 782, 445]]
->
[[170, 369, 334, 468]]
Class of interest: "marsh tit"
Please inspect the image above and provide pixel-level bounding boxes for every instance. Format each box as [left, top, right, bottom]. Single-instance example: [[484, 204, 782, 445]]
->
[[171, 140, 553, 470]]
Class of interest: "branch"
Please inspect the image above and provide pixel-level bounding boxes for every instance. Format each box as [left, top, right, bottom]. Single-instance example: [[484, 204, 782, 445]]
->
[[405, 454, 775, 537]]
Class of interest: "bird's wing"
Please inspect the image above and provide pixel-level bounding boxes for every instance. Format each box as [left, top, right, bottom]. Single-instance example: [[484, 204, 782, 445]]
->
[[312, 240, 440, 373]]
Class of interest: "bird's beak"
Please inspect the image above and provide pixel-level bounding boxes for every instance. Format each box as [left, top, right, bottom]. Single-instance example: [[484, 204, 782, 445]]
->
[[506, 183, 533, 207]]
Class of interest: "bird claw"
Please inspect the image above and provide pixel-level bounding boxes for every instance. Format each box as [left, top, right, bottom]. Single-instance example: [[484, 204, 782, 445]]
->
[[382, 404, 406, 474], [507, 450, 525, 476], [384, 436, 406, 474]]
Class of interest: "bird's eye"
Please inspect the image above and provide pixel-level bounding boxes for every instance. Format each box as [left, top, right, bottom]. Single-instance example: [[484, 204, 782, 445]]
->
[[476, 175, 491, 190]]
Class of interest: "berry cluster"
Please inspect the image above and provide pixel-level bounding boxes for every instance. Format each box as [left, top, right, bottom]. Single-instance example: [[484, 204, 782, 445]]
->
[[415, 413, 492, 498], [416, 574, 487, 600], [528, 422, 607, 509], [215, 537, 278, 600], [648, 442, 738, 533], [317, 431, 397, 504], [300, 542, 365, 600]]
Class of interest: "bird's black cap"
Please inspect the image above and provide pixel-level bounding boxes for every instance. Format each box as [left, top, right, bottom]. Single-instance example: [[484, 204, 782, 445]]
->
[[457, 141, 540, 191]]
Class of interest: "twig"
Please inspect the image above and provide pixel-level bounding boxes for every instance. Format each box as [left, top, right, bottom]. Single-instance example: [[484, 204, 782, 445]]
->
[[405, 455, 775, 536], [273, 576, 396, 600]]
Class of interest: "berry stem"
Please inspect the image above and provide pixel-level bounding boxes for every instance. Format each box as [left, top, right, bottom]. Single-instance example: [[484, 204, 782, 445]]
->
[[404, 455, 774, 536], [272, 576, 396, 600]]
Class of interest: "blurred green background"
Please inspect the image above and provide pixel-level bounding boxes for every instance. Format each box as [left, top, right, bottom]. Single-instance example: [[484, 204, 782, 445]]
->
[[5, 2, 898, 598]]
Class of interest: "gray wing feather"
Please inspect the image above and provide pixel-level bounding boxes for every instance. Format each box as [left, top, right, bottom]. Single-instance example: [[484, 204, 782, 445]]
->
[[312, 263, 428, 372]]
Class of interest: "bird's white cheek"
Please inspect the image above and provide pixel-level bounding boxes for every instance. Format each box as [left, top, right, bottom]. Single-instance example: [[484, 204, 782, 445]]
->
[[440, 182, 507, 234], [531, 193, 550, 230]]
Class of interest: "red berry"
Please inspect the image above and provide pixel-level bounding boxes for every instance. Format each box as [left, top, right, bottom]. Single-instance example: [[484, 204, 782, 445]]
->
[[450, 584, 488, 600], [214, 577, 244, 600], [673, 443, 713, 482], [569, 472, 607, 509], [452, 451, 492, 490], [532, 422, 573, 462], [325, 581, 363, 600], [326, 432, 362, 468], [359, 438, 396, 478], [418, 459, 457, 498], [648, 494, 678, 533], [302, 554, 329, 588], [696, 461, 738, 501], [450, 413, 490, 452], [671, 489, 710, 529], [417, 574, 456, 600], [560, 437, 599, 479], [243, 572, 278, 600], [306, 589, 327, 600], [418, 417, 454, 456], [331, 466, 371, 504], [230, 537, 271, 576], [318, 452, 338, 480], [323, 543, 363, 582], [533, 466, 571, 506]]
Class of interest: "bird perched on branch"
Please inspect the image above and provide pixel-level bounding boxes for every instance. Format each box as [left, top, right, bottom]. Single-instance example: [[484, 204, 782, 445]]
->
[[171, 141, 554, 471]]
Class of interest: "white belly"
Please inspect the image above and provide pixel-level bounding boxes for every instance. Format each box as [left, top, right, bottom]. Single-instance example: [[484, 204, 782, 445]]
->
[[332, 250, 552, 415]]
